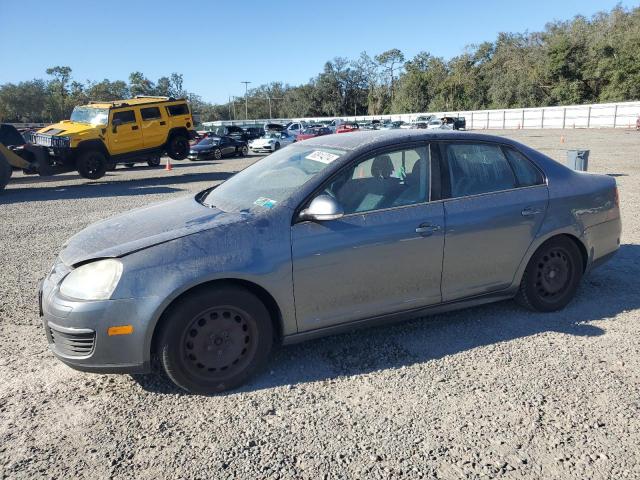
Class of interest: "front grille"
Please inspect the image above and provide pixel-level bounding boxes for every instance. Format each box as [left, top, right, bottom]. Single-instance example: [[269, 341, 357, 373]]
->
[[48, 325, 95, 357], [27, 132, 70, 148]]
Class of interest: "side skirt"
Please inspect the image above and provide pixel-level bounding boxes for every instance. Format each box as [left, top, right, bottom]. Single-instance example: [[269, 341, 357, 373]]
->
[[281, 290, 516, 346]]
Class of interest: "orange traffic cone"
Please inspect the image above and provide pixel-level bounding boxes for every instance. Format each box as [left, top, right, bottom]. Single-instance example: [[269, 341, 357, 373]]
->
[[165, 158, 172, 171]]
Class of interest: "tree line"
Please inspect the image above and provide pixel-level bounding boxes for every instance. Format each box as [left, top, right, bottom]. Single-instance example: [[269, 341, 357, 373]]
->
[[1, 5, 638, 123]]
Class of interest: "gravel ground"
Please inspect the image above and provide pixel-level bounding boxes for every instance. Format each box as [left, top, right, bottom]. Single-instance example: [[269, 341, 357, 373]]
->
[[0, 129, 639, 479]]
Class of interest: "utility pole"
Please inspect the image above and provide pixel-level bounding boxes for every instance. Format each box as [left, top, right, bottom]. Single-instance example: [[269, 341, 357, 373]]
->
[[241, 81, 251, 120], [265, 95, 283, 119], [231, 96, 237, 120], [228, 96, 231, 120]]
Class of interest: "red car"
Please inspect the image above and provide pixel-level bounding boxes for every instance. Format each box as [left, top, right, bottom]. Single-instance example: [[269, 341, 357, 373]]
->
[[336, 122, 360, 134], [296, 126, 332, 141]]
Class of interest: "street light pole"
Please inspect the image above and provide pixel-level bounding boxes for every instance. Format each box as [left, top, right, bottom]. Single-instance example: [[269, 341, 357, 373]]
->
[[241, 81, 251, 120]]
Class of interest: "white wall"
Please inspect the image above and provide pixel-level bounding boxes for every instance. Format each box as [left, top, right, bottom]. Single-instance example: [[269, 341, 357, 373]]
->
[[203, 100, 640, 130]]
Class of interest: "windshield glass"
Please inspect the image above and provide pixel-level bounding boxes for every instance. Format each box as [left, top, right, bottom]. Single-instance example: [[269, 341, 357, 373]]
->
[[202, 144, 347, 212], [70, 106, 109, 125]]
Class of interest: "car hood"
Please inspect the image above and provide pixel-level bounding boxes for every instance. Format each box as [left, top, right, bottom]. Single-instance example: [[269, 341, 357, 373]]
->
[[252, 138, 275, 146], [191, 143, 217, 151], [37, 121, 101, 138], [59, 195, 248, 266]]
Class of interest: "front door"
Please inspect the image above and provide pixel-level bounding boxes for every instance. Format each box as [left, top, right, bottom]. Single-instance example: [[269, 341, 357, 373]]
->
[[439, 141, 549, 301], [291, 144, 445, 332], [108, 109, 143, 155]]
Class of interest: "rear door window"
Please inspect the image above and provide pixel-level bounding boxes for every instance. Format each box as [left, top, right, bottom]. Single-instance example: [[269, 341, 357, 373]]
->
[[140, 107, 162, 120], [443, 143, 517, 198]]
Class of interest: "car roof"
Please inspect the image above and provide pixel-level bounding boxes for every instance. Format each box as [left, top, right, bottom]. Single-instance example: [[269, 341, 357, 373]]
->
[[300, 129, 523, 152]]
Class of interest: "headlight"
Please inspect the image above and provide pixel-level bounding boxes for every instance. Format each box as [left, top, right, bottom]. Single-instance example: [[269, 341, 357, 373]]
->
[[60, 259, 123, 300]]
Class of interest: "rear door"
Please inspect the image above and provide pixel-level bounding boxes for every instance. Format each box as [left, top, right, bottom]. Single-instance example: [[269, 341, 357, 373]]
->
[[108, 109, 143, 155], [140, 106, 169, 148], [439, 141, 548, 301]]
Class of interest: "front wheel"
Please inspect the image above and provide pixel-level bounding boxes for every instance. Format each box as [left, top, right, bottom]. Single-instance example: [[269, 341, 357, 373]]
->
[[166, 134, 189, 160], [76, 150, 107, 180], [213, 148, 222, 160], [239, 145, 249, 157], [274, 142, 280, 151], [516, 236, 583, 312], [157, 286, 273, 394]]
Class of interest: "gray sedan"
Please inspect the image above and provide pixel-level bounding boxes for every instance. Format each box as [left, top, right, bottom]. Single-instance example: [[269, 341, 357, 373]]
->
[[40, 130, 621, 393]]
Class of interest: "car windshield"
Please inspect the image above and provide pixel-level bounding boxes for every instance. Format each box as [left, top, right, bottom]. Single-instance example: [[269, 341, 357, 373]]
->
[[201, 144, 347, 212], [70, 106, 109, 125]]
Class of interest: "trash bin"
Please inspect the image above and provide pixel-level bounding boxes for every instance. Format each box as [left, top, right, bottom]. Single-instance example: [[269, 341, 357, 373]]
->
[[566, 149, 589, 171]]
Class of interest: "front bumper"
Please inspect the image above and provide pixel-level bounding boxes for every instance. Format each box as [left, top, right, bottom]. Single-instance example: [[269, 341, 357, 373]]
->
[[39, 267, 157, 374], [250, 144, 275, 152]]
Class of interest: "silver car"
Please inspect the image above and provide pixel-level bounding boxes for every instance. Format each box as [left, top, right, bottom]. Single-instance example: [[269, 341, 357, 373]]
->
[[40, 130, 621, 394]]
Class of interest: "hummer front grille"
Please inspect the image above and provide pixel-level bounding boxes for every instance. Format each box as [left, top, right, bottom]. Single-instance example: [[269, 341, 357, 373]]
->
[[27, 132, 70, 148]]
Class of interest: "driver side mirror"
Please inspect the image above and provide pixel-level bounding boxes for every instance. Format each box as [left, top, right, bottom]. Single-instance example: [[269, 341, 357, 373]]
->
[[299, 195, 344, 222], [112, 118, 123, 133]]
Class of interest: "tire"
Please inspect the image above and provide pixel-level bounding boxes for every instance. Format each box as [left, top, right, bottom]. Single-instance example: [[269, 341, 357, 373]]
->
[[239, 145, 249, 157], [213, 148, 222, 160], [76, 150, 107, 180], [516, 236, 583, 312], [157, 285, 273, 394], [147, 156, 161, 167], [166, 134, 189, 160], [274, 142, 280, 151], [0, 157, 12, 190]]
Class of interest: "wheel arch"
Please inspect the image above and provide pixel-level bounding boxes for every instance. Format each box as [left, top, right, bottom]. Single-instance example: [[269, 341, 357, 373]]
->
[[76, 139, 110, 157], [166, 127, 189, 142], [149, 278, 284, 361], [514, 231, 589, 289]]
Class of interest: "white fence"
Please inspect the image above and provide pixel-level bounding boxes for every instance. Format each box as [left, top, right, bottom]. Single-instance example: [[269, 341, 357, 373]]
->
[[204, 100, 640, 130]]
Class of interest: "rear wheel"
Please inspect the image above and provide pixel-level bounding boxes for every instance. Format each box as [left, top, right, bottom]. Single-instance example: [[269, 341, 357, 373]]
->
[[76, 150, 107, 180], [239, 145, 249, 156], [157, 286, 273, 394], [213, 148, 222, 160], [516, 236, 583, 312], [147, 156, 161, 167], [166, 134, 189, 160]]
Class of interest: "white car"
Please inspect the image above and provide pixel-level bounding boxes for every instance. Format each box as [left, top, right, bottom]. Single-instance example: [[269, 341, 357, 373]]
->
[[249, 131, 296, 153], [402, 115, 435, 129], [426, 118, 454, 130]]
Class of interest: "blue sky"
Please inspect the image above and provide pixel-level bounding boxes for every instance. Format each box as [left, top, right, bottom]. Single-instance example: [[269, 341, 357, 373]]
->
[[0, 0, 635, 103]]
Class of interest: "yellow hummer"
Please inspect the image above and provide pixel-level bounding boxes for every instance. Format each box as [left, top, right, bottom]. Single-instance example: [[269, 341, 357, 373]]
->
[[27, 96, 196, 179]]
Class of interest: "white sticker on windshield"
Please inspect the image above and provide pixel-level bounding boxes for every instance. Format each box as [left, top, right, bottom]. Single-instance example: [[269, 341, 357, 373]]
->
[[254, 197, 278, 209], [306, 150, 340, 164]]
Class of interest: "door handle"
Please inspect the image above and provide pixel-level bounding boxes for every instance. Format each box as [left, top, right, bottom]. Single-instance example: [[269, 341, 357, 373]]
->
[[521, 207, 542, 217], [131, 125, 139, 131], [415, 224, 441, 236]]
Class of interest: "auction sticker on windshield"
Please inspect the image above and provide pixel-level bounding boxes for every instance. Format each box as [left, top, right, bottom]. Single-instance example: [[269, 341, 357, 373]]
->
[[306, 150, 340, 164], [254, 197, 278, 209]]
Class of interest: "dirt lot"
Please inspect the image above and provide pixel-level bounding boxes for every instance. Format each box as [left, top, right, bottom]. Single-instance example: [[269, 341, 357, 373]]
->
[[1, 129, 639, 479]]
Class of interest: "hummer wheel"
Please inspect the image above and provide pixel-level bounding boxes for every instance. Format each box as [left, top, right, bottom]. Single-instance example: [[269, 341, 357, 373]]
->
[[77, 150, 107, 180]]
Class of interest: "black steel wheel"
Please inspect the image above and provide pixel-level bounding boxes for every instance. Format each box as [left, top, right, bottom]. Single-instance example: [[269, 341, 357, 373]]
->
[[76, 150, 107, 180], [516, 236, 583, 312], [166, 134, 189, 160], [213, 148, 222, 160], [158, 286, 273, 394]]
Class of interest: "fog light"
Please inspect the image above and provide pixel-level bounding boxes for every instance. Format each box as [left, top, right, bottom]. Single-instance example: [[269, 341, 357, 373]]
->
[[108, 325, 134, 336]]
